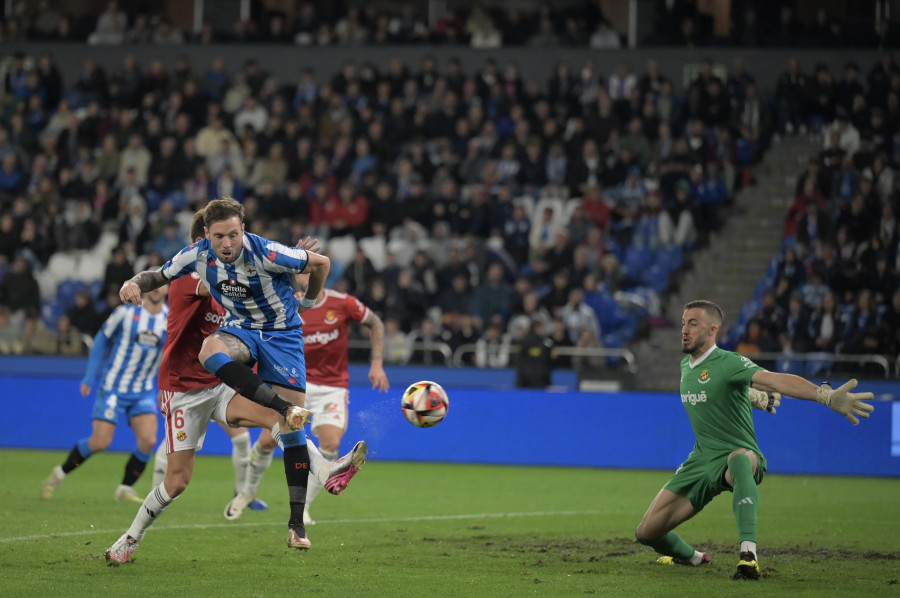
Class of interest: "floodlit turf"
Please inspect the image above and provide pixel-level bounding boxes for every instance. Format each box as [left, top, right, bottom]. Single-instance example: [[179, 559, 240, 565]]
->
[[2, 449, 899, 597]]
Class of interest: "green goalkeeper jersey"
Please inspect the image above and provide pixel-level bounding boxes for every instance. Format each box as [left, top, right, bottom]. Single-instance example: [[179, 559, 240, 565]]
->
[[679, 346, 766, 467]]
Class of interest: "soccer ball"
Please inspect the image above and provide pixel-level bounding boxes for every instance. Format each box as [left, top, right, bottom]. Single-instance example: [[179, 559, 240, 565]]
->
[[401, 381, 449, 428]]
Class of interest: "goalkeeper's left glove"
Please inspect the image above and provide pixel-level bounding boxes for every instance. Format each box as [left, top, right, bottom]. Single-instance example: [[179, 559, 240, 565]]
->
[[748, 388, 780, 414], [815, 379, 875, 425]]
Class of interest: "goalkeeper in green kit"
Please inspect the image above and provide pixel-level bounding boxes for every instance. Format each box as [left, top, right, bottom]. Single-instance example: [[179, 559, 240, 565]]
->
[[635, 300, 875, 580]]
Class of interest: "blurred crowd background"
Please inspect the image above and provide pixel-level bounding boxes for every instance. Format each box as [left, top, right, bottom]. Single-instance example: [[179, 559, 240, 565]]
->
[[0, 0, 898, 385]]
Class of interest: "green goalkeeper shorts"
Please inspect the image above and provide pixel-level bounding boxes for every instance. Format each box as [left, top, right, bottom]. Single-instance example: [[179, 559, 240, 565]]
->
[[663, 449, 766, 512]]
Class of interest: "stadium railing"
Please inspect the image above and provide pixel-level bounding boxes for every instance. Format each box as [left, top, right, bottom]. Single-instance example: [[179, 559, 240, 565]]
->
[[348, 339, 453, 366], [737, 351, 892, 379], [449, 343, 638, 372]]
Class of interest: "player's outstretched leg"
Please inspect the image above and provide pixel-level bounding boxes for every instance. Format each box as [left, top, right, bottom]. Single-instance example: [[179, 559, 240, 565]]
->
[[324, 440, 367, 496], [203, 352, 305, 427], [304, 446, 337, 526]]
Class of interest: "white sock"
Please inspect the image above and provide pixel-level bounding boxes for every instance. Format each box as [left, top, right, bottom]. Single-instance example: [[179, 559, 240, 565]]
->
[[689, 550, 704, 566], [741, 541, 757, 556], [152, 442, 168, 488], [230, 431, 251, 494], [242, 441, 274, 496], [306, 448, 338, 508], [126, 484, 174, 541]]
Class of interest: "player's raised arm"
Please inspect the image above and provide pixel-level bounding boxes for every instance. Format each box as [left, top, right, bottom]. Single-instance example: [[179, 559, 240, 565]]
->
[[751, 370, 875, 424], [298, 252, 330, 314], [120, 268, 168, 305]]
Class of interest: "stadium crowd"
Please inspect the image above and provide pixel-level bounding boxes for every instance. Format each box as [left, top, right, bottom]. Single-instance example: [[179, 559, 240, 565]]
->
[[723, 53, 900, 376], [0, 4, 898, 380], [1, 1, 897, 50]]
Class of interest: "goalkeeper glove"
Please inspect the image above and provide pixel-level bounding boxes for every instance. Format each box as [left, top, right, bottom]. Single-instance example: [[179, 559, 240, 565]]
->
[[748, 388, 780, 413], [815, 379, 875, 425]]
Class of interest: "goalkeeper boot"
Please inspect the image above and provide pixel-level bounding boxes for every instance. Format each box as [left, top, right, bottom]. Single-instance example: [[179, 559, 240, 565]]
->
[[114, 484, 144, 504], [732, 551, 760, 580], [285, 406, 312, 432], [224, 490, 256, 521], [104, 533, 139, 565], [324, 440, 367, 496], [287, 525, 311, 550], [657, 552, 711, 566], [40, 466, 66, 499]]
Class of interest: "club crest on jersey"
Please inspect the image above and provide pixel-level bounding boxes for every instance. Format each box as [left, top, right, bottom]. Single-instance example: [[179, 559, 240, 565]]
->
[[216, 277, 251, 299], [244, 262, 257, 277], [698, 369, 710, 384], [177, 430, 187, 442], [136, 330, 161, 346], [324, 310, 338, 324]]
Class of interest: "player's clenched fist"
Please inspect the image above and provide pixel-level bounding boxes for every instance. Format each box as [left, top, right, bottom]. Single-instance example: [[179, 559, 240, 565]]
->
[[120, 281, 143, 306]]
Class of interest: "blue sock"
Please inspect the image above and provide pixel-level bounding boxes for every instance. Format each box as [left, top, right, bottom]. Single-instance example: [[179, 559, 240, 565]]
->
[[77, 438, 93, 459], [281, 431, 307, 447], [134, 449, 152, 463]]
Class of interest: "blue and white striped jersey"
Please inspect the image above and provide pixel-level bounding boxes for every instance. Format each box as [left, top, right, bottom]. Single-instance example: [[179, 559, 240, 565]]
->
[[161, 232, 309, 331], [96, 303, 169, 395]]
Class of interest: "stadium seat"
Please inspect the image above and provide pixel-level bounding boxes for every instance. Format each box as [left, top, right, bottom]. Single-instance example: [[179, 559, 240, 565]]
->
[[654, 245, 684, 274], [358, 236, 387, 270], [639, 264, 669, 294], [623, 245, 653, 278], [776, 357, 806, 375], [325, 235, 357, 268]]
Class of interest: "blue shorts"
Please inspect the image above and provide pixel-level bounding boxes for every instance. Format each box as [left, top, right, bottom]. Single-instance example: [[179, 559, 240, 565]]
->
[[218, 326, 306, 391], [92, 389, 158, 423]]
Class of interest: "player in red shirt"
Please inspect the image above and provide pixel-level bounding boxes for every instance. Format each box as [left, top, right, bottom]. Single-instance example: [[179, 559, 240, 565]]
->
[[104, 212, 367, 565], [224, 272, 388, 525]]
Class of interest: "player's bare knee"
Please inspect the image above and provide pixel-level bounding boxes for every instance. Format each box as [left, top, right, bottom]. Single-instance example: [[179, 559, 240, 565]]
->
[[258, 435, 277, 451], [635, 522, 659, 544]]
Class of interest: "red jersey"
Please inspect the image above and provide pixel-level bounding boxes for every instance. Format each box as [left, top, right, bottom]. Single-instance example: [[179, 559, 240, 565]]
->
[[158, 272, 228, 391], [302, 289, 369, 388]]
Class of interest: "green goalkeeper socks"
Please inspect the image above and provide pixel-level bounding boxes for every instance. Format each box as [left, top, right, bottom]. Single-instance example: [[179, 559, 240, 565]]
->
[[636, 531, 695, 560], [728, 453, 759, 543]]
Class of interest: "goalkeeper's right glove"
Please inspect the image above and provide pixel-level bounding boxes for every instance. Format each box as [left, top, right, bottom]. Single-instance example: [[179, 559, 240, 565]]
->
[[748, 388, 780, 413], [815, 379, 875, 425]]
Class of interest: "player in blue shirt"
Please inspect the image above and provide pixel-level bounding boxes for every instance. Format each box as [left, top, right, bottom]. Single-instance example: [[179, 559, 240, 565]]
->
[[41, 285, 169, 503], [118, 197, 330, 550]]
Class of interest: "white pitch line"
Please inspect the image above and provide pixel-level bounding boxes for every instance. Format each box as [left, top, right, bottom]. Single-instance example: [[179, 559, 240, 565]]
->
[[0, 510, 609, 544]]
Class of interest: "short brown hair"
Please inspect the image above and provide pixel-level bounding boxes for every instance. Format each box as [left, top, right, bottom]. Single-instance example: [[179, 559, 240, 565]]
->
[[684, 300, 724, 326], [189, 209, 206, 242], [204, 197, 244, 228]]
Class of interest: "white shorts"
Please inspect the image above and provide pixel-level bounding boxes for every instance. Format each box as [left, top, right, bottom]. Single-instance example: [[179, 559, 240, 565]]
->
[[305, 383, 348, 434], [160, 383, 236, 454]]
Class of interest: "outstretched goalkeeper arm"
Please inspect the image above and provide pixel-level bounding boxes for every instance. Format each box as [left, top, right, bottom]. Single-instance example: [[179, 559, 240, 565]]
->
[[750, 370, 875, 425]]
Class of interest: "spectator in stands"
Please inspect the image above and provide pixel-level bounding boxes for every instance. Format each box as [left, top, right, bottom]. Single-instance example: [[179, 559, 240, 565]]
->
[[90, 0, 127, 45], [153, 18, 184, 45], [515, 319, 553, 388], [659, 179, 697, 248], [0, 256, 40, 315], [590, 21, 621, 49], [775, 58, 809, 135], [779, 292, 813, 353], [560, 287, 601, 344], [808, 290, 843, 352], [405, 317, 446, 365], [470, 263, 512, 326], [66, 288, 100, 336], [474, 320, 511, 368]]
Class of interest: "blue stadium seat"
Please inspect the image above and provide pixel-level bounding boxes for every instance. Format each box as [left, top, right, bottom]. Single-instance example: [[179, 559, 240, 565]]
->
[[623, 245, 653, 278], [88, 280, 104, 301], [654, 245, 683, 274], [56, 279, 86, 308], [640, 264, 669, 294], [776, 357, 805, 375], [805, 356, 834, 378]]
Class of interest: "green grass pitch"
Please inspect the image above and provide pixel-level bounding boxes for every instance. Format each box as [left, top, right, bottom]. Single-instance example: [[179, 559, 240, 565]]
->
[[2, 449, 898, 597]]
